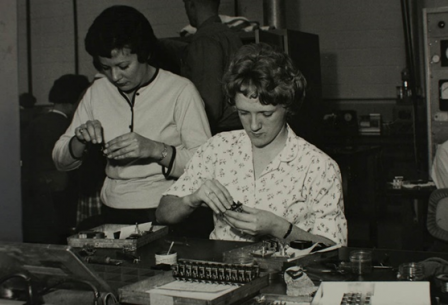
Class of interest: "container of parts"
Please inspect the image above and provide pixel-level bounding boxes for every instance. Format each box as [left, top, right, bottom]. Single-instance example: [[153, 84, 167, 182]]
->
[[67, 223, 169, 249], [349, 250, 372, 275], [290, 240, 313, 250], [155, 251, 177, 266], [397, 262, 425, 281], [284, 266, 317, 297]]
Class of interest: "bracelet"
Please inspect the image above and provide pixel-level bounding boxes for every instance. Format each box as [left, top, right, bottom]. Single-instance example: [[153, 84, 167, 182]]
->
[[77, 137, 88, 145], [162, 146, 176, 179], [68, 136, 86, 160], [283, 222, 293, 239], [158, 143, 168, 162]]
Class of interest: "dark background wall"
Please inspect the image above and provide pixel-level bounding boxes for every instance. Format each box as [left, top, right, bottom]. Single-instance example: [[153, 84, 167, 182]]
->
[[0, 0, 22, 242], [16, 0, 440, 120]]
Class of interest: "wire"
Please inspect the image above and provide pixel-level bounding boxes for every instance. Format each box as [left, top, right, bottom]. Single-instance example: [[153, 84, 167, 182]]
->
[[423, 257, 448, 265], [0, 274, 115, 305], [0, 273, 33, 304], [37, 278, 100, 305], [101, 292, 120, 304]]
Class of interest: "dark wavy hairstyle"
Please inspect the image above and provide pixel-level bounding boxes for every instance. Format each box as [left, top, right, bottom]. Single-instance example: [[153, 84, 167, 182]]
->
[[222, 43, 307, 116], [49, 74, 90, 104], [85, 5, 159, 71]]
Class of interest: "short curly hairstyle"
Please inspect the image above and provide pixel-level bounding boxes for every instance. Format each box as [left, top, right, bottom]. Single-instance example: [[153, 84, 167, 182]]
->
[[222, 43, 307, 116], [85, 5, 159, 71]]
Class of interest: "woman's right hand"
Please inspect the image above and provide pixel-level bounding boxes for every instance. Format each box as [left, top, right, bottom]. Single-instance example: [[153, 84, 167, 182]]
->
[[75, 120, 104, 145], [188, 179, 233, 215]]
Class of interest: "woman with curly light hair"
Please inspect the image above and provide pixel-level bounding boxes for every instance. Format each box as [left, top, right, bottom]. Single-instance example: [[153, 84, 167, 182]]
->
[[157, 43, 347, 246]]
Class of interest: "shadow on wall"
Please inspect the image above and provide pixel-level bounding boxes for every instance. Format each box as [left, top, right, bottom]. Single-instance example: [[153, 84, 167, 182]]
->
[[320, 52, 339, 98], [285, 0, 300, 29]]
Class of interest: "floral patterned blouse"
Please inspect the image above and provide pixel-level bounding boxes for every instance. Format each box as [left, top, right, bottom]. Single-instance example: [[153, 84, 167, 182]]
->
[[163, 125, 347, 245]]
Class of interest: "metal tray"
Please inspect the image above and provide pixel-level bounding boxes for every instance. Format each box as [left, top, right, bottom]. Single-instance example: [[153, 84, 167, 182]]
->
[[67, 224, 168, 250]]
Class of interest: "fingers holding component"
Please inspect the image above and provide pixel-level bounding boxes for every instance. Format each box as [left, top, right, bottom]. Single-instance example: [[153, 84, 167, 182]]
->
[[75, 126, 89, 144], [85, 120, 103, 144], [203, 189, 230, 215], [75, 120, 104, 144], [203, 180, 233, 211]]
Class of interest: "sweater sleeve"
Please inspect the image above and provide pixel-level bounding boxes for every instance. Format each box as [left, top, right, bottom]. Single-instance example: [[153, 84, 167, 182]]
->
[[52, 87, 94, 172]]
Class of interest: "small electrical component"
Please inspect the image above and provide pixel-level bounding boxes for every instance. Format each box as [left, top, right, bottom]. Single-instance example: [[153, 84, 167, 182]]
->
[[340, 292, 372, 305], [125, 223, 144, 239], [229, 201, 244, 213], [78, 231, 106, 239], [85, 256, 123, 266], [116, 250, 141, 264], [79, 245, 96, 257]]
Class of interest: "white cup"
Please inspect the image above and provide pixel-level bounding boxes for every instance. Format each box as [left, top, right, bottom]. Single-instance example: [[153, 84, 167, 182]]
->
[[155, 251, 177, 266]]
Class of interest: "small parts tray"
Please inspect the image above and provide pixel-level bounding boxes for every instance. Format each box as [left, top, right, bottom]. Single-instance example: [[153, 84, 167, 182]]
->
[[67, 224, 168, 250]]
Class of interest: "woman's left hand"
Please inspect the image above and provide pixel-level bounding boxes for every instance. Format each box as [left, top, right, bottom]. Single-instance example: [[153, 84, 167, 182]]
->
[[103, 132, 158, 160], [222, 205, 281, 237]]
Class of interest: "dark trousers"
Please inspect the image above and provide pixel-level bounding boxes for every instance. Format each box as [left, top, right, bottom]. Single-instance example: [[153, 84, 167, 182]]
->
[[102, 205, 157, 225], [23, 189, 77, 244]]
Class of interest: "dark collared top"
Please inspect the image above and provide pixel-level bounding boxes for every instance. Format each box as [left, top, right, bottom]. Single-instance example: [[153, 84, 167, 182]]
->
[[181, 15, 243, 135]]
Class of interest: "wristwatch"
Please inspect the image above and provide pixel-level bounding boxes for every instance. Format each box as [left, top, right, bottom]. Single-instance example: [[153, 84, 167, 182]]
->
[[159, 143, 168, 162]]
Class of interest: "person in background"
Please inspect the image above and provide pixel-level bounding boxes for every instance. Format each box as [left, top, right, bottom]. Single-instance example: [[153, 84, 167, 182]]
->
[[180, 0, 243, 135], [431, 141, 448, 188], [19, 92, 37, 130], [23, 74, 90, 244], [19, 92, 37, 109], [156, 43, 347, 246], [52, 5, 211, 226]]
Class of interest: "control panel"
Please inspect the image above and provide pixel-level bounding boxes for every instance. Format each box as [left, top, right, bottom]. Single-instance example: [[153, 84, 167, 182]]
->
[[424, 7, 448, 168]]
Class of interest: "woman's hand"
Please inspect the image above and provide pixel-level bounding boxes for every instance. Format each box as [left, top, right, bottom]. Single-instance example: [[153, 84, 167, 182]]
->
[[75, 120, 104, 144], [223, 205, 283, 237], [103, 132, 159, 160], [186, 179, 233, 215]]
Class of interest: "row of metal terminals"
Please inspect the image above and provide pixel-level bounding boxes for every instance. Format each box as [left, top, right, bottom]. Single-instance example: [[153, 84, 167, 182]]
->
[[171, 259, 260, 285]]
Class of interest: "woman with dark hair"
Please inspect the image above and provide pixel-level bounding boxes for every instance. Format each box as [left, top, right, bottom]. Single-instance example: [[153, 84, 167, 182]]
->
[[84, 5, 159, 71], [157, 43, 347, 246], [53, 5, 211, 224]]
